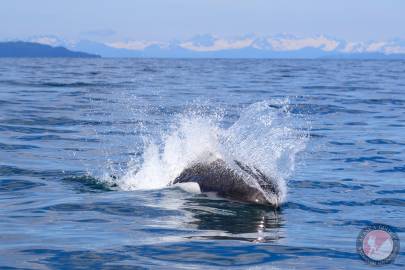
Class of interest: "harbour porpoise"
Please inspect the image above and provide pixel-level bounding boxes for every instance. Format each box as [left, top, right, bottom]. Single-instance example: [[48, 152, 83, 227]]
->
[[171, 159, 281, 206]]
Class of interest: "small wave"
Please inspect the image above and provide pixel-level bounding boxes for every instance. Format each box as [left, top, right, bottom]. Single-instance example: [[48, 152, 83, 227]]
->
[[284, 202, 340, 214], [290, 180, 364, 190], [376, 189, 405, 194], [366, 139, 405, 145], [2, 117, 105, 127], [344, 156, 395, 164], [104, 99, 309, 205], [370, 198, 405, 207], [376, 165, 405, 173], [16, 134, 99, 143], [0, 142, 39, 150], [41, 82, 104, 87], [319, 198, 405, 207], [344, 121, 368, 126], [43, 201, 179, 218], [0, 80, 104, 88], [0, 179, 45, 192], [0, 165, 77, 178], [62, 175, 116, 193], [0, 124, 76, 134]]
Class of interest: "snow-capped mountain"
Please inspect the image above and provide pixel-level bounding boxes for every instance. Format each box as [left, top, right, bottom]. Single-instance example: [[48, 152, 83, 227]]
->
[[25, 35, 74, 48], [14, 34, 405, 58]]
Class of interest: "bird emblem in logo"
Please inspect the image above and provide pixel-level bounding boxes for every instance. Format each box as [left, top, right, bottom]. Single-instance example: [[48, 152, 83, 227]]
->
[[357, 224, 400, 265]]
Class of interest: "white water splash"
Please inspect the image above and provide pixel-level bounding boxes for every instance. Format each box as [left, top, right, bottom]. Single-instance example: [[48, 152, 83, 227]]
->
[[112, 100, 309, 204]]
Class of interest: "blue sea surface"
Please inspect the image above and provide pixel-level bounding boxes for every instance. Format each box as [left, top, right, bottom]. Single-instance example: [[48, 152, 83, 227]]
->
[[0, 59, 404, 269]]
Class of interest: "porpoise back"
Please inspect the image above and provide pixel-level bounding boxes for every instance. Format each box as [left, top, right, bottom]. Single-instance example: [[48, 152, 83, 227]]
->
[[172, 159, 280, 206]]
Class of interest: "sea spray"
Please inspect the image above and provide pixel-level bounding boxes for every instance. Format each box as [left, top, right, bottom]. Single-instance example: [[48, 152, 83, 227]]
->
[[111, 99, 309, 204], [220, 100, 309, 203]]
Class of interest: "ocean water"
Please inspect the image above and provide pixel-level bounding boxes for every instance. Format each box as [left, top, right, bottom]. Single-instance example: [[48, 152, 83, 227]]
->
[[0, 58, 404, 269]]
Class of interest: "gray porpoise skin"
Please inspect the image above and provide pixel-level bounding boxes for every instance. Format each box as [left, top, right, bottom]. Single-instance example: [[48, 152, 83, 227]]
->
[[172, 159, 280, 206]]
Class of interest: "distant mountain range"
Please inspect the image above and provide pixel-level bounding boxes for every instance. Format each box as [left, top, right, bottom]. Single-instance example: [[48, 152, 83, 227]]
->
[[0, 41, 100, 58], [2, 34, 405, 59], [67, 34, 405, 59]]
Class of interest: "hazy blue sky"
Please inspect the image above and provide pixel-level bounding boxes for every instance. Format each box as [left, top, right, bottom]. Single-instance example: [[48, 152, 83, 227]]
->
[[1, 0, 404, 41]]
